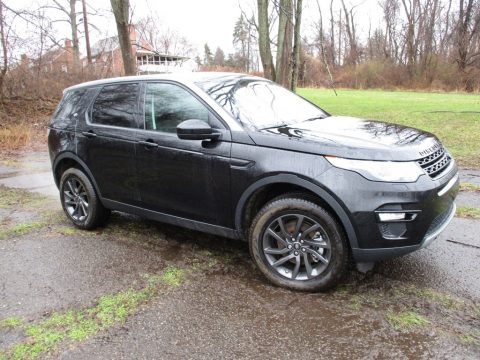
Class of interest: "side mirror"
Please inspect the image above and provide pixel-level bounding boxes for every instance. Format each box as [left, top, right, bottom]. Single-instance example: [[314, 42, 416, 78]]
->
[[176, 119, 220, 141]]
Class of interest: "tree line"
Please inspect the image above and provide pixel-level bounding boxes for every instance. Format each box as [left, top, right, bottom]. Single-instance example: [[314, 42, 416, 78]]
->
[[0, 0, 478, 104], [307, 0, 480, 91]]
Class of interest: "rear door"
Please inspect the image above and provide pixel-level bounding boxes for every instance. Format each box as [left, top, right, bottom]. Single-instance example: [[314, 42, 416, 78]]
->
[[76, 82, 141, 205], [135, 81, 232, 226]]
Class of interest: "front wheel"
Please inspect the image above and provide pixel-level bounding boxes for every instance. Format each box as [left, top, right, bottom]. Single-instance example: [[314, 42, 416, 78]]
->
[[249, 196, 348, 291], [60, 168, 110, 230]]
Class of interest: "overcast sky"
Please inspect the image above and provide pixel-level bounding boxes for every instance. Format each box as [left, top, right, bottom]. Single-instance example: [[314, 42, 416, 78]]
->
[[12, 0, 384, 57]]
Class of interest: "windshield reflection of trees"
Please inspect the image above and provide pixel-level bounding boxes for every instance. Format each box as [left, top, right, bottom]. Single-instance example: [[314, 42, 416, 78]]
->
[[197, 77, 283, 131]]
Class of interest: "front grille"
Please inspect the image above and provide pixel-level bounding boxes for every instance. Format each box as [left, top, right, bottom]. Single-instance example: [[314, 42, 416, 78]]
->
[[416, 146, 452, 179]]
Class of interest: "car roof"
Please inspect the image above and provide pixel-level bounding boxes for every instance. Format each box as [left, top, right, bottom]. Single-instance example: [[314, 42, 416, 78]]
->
[[64, 72, 263, 93]]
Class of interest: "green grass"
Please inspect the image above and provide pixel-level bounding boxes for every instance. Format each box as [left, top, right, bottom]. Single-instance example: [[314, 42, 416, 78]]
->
[[0, 186, 50, 210], [456, 206, 480, 219], [1, 288, 152, 360], [0, 317, 23, 329], [0, 221, 48, 240], [299, 88, 480, 168], [0, 266, 186, 359], [160, 266, 185, 287], [460, 183, 480, 192], [386, 310, 429, 330]]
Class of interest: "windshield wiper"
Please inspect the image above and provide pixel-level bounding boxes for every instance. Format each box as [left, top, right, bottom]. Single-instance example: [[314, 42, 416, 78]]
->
[[259, 123, 290, 131], [303, 116, 326, 122]]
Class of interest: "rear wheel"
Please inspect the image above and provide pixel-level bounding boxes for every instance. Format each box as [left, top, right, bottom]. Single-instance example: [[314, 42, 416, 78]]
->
[[60, 168, 110, 230], [249, 195, 348, 291]]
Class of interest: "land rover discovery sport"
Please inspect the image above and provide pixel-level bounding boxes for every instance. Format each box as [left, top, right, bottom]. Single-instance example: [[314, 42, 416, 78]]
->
[[48, 73, 459, 291]]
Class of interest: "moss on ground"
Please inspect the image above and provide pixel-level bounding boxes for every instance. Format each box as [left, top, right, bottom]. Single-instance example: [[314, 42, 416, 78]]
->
[[386, 310, 429, 330], [456, 206, 480, 219], [0, 266, 187, 360], [460, 183, 480, 192], [0, 317, 23, 329], [0, 186, 51, 210]]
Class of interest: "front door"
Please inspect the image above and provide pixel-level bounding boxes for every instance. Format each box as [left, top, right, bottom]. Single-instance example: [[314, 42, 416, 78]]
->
[[135, 82, 232, 227]]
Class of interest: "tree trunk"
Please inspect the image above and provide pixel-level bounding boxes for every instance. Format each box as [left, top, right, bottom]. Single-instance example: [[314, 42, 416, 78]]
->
[[456, 0, 476, 91], [0, 0, 7, 100], [401, 0, 416, 77], [340, 0, 358, 65], [329, 0, 335, 66], [276, 0, 292, 87], [290, 0, 303, 92], [69, 0, 80, 70], [257, 0, 275, 80], [110, 0, 136, 75], [82, 0, 92, 64]]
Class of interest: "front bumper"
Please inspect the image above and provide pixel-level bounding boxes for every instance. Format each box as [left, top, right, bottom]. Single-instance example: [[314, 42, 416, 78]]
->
[[316, 162, 459, 263], [351, 202, 456, 262]]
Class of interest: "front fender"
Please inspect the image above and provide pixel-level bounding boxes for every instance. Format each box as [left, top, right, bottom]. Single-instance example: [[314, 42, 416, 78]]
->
[[234, 174, 359, 249]]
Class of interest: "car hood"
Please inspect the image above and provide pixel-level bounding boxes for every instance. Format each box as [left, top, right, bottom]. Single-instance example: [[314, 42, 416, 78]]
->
[[249, 116, 442, 161]]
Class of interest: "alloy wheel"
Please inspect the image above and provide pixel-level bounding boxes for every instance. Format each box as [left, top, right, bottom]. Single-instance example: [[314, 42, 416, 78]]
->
[[262, 214, 331, 280], [63, 177, 89, 222]]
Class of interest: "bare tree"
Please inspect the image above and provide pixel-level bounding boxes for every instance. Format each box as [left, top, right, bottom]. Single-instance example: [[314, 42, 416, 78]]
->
[[291, 0, 303, 91], [456, 0, 480, 90], [276, 0, 293, 86], [257, 0, 275, 80], [0, 0, 7, 98], [340, 0, 359, 65], [110, 0, 135, 75], [44, 0, 80, 69], [400, 0, 419, 77], [256, 0, 304, 90], [329, 0, 336, 65], [81, 0, 91, 64]]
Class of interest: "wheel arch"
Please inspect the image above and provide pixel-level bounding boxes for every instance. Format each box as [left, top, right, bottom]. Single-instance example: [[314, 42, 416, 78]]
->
[[53, 152, 103, 199], [234, 174, 359, 249]]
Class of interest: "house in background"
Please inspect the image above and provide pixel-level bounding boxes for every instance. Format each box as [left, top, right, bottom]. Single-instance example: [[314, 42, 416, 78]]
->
[[30, 39, 75, 73], [87, 25, 197, 75]]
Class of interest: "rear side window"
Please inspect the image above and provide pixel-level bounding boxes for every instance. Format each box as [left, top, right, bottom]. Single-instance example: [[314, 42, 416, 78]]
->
[[54, 89, 86, 120], [91, 83, 139, 128]]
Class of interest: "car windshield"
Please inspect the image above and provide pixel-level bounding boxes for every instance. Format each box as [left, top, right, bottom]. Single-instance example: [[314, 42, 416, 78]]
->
[[196, 76, 328, 130]]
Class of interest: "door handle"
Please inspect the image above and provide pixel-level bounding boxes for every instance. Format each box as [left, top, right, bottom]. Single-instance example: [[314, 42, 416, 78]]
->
[[81, 131, 97, 138], [138, 140, 158, 148]]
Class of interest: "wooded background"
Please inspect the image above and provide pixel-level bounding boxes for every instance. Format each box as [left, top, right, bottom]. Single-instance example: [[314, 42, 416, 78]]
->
[[0, 0, 479, 104]]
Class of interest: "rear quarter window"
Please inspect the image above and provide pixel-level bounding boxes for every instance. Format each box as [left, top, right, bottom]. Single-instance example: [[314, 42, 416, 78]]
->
[[53, 89, 87, 121]]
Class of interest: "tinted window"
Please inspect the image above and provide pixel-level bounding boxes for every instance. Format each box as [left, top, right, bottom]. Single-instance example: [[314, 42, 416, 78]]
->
[[54, 89, 86, 119], [92, 83, 139, 128], [144, 83, 209, 133]]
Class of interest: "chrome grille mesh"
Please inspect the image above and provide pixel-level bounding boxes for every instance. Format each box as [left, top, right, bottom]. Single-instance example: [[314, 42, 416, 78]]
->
[[416, 146, 451, 179]]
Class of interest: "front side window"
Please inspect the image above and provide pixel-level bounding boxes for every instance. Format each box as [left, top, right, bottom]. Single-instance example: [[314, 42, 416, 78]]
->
[[144, 83, 209, 133], [92, 83, 139, 128]]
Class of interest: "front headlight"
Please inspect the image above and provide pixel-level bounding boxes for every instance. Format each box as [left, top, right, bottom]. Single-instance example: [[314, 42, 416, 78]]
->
[[325, 156, 424, 183]]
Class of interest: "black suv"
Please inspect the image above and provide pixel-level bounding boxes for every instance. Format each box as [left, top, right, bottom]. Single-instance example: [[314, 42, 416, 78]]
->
[[48, 73, 458, 291]]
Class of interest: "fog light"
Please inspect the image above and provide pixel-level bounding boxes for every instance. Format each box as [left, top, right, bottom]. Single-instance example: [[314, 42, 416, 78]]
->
[[378, 213, 407, 222]]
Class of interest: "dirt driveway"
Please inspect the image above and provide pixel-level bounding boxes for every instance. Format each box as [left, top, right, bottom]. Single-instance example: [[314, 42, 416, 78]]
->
[[0, 152, 479, 359]]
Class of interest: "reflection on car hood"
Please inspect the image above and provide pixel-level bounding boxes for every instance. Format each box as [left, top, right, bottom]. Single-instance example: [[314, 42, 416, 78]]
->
[[250, 116, 442, 161]]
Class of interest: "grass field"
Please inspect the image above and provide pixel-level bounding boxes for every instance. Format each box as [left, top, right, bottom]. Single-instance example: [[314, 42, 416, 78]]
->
[[298, 88, 480, 168]]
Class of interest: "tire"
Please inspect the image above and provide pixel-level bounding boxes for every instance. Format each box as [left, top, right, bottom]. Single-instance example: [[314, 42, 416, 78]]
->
[[249, 195, 348, 291], [59, 168, 110, 230]]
